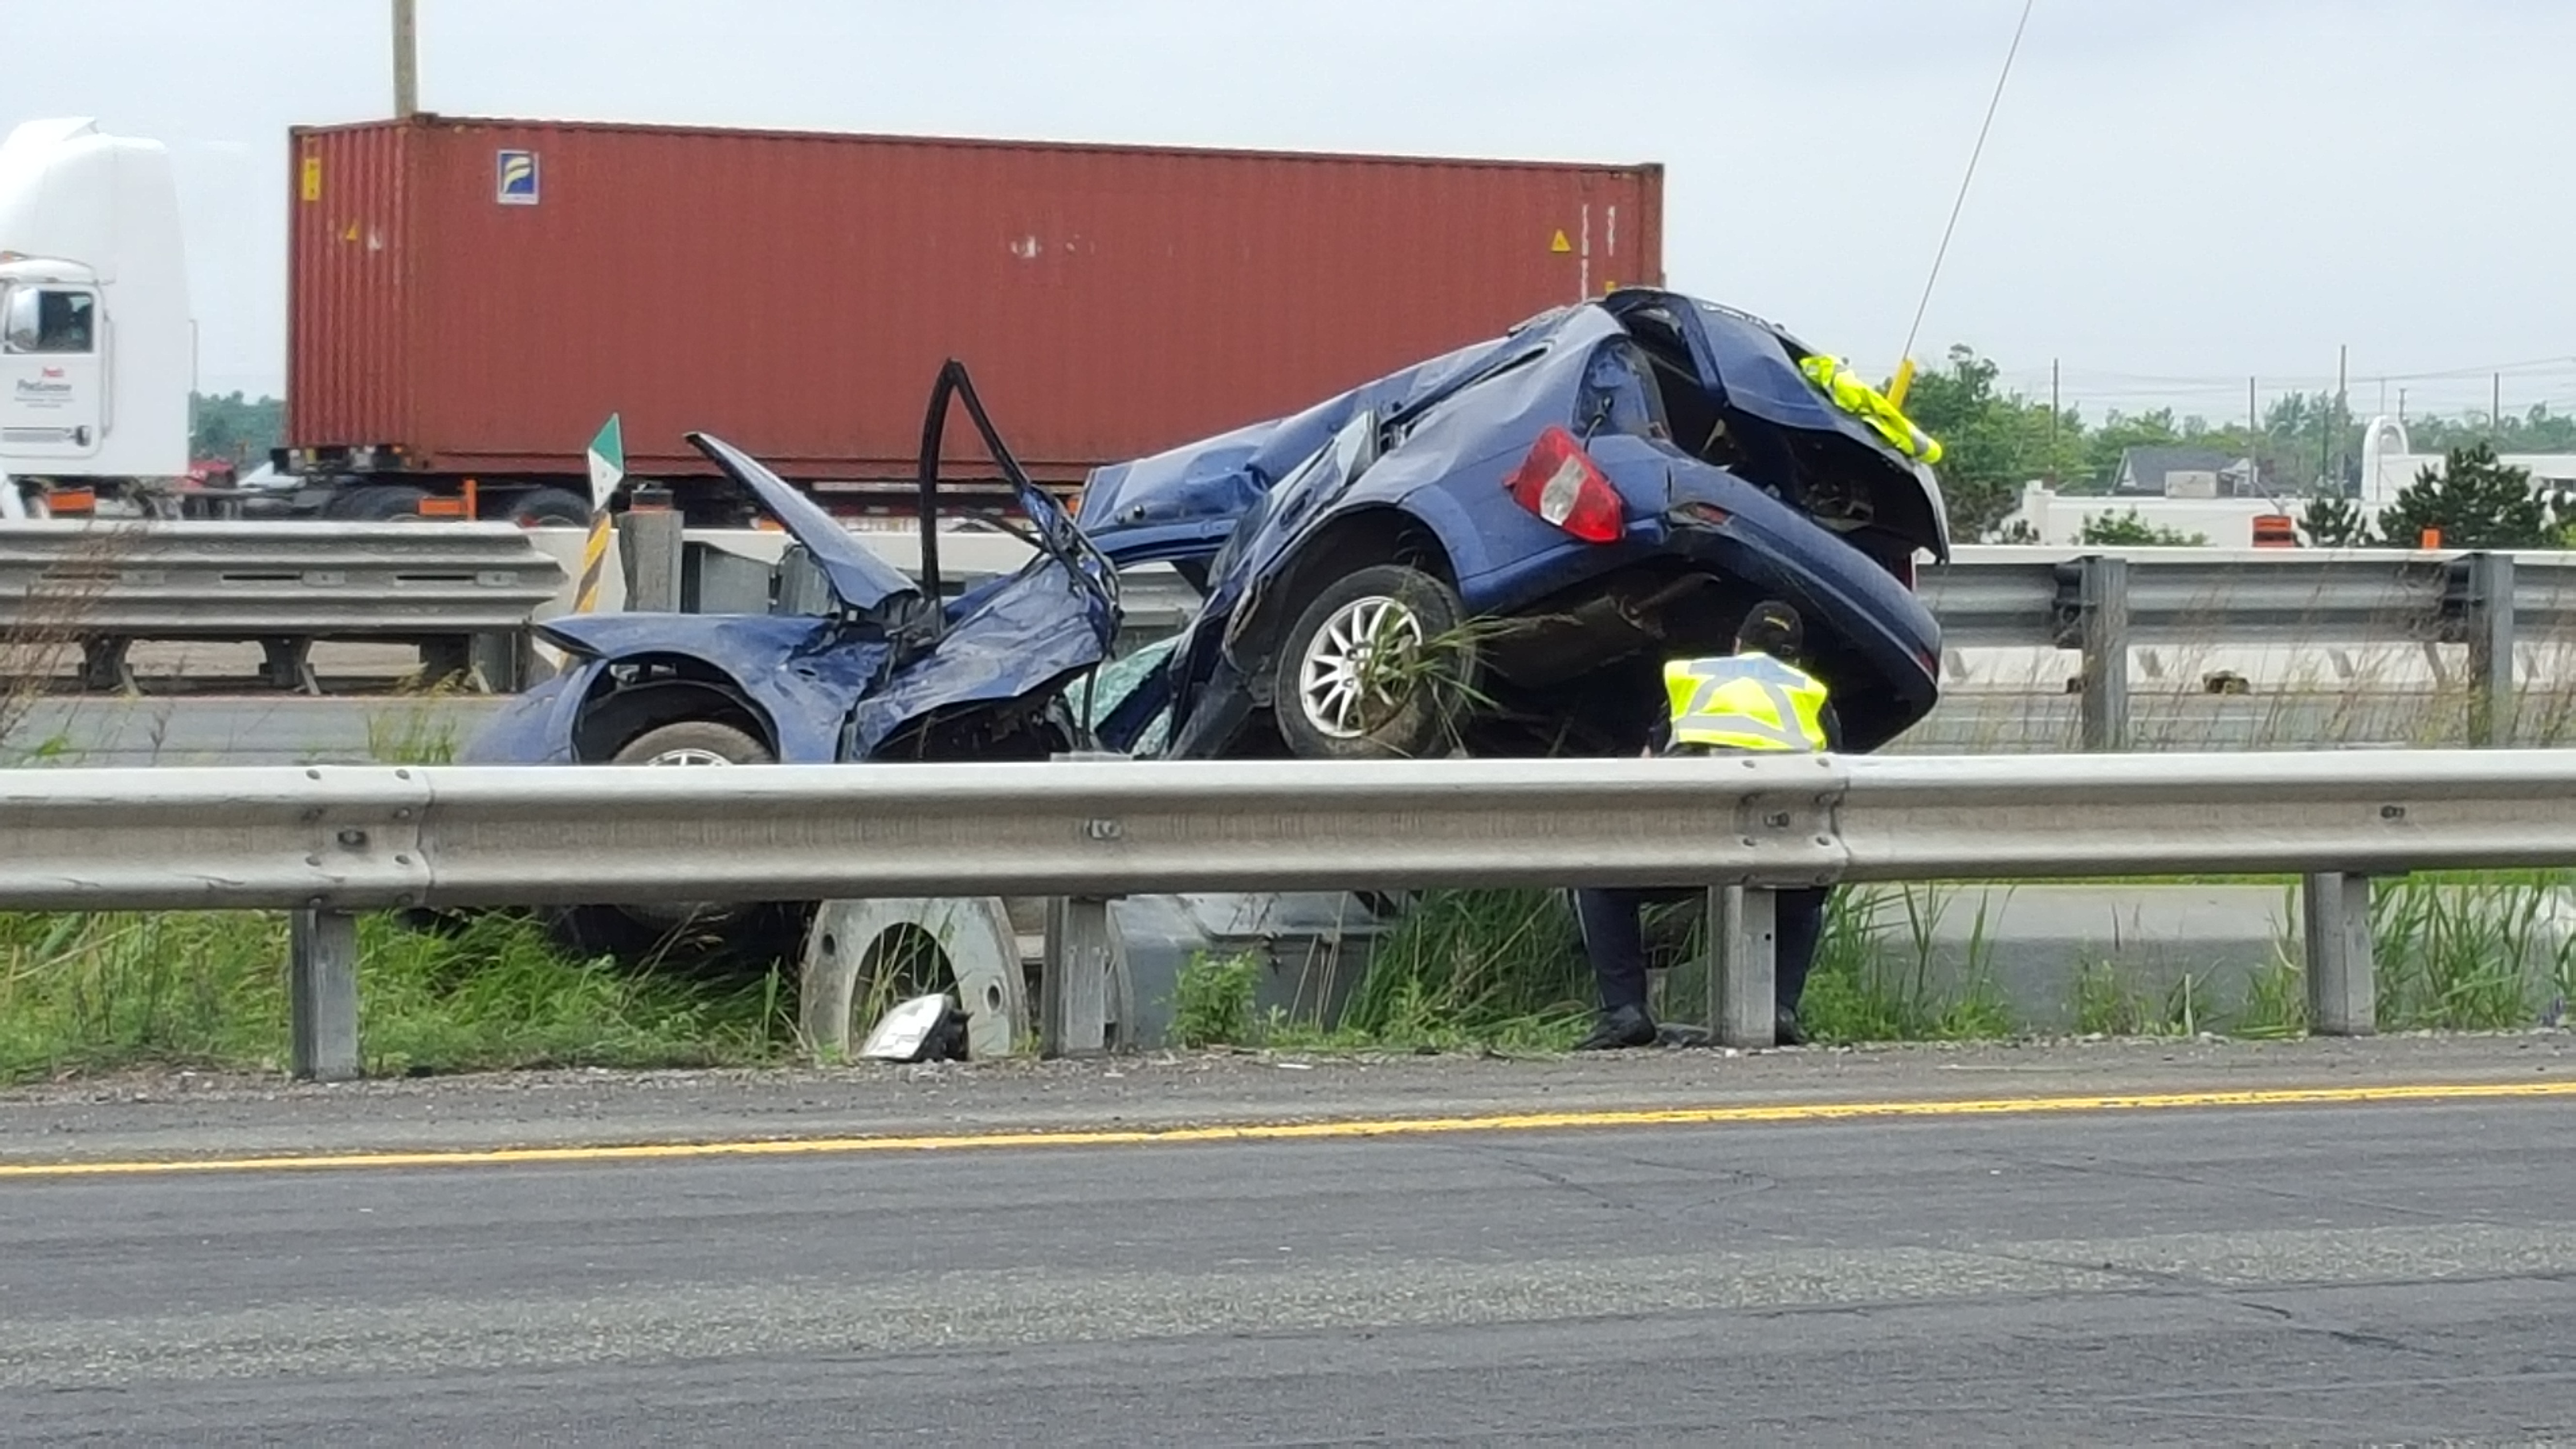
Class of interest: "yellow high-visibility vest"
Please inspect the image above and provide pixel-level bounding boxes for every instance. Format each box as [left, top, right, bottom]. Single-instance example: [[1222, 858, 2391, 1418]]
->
[[1662, 652, 1831, 754], [1798, 354, 1944, 466]]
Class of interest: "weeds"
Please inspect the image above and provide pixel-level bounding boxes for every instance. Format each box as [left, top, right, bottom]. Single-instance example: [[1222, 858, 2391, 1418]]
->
[[1798, 886, 2020, 1045], [1341, 888, 1589, 1043], [0, 909, 791, 1083], [1167, 952, 1259, 1048], [361, 675, 471, 764], [2370, 874, 2575, 1030], [2236, 955, 2307, 1039], [2061, 959, 2164, 1036]]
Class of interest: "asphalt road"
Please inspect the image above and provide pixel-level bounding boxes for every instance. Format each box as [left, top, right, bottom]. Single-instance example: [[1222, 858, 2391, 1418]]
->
[[6, 1040, 2575, 1445]]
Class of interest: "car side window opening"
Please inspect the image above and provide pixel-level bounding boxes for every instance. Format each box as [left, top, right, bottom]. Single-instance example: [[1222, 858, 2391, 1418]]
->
[[1578, 340, 1671, 445], [2, 289, 97, 354]]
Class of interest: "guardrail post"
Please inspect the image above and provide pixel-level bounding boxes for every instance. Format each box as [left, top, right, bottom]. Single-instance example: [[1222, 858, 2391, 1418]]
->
[[289, 908, 361, 1081], [2301, 872, 2375, 1037], [1710, 885, 1777, 1048], [467, 631, 526, 693], [258, 639, 320, 694], [618, 487, 685, 612], [1041, 896, 1125, 1056], [80, 638, 134, 693], [2463, 551, 2516, 747], [2077, 554, 2130, 752]]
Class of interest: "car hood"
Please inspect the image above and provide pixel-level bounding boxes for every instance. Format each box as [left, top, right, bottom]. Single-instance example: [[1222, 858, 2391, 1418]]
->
[[687, 431, 919, 612]]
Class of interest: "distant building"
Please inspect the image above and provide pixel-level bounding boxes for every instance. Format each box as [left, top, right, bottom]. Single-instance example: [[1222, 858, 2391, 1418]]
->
[[2000, 482, 2363, 548], [2111, 446, 2264, 499], [2358, 416, 2576, 505]]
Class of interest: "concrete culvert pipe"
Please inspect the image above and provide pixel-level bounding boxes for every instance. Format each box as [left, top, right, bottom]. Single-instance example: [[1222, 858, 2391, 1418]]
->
[[799, 896, 1027, 1062]]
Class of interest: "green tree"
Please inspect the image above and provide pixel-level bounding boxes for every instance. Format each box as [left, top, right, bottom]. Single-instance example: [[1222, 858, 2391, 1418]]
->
[[2297, 493, 2367, 547], [2077, 508, 2207, 547], [1900, 345, 2083, 541], [2404, 405, 2576, 456], [2080, 408, 2183, 489], [188, 392, 285, 464], [2371, 442, 2573, 548]]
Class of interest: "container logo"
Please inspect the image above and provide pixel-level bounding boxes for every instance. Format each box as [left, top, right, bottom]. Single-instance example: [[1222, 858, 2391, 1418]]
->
[[497, 149, 540, 206]]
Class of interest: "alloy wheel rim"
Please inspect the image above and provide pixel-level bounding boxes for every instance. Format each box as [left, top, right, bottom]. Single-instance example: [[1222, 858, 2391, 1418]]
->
[[1296, 595, 1425, 739]]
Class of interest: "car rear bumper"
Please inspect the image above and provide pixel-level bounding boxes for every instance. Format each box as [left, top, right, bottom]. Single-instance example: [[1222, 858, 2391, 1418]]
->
[[1455, 484, 1943, 752]]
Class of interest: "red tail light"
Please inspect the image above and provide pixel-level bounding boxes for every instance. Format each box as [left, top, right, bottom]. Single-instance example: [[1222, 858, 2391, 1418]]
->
[[1504, 426, 1624, 544]]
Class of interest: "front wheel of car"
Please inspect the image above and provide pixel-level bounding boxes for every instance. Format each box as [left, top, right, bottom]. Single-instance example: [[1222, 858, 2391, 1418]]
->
[[545, 718, 808, 973], [1272, 564, 1477, 761], [612, 719, 772, 769]]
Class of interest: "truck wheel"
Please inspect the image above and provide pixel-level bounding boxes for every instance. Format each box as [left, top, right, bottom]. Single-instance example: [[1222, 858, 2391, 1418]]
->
[[1271, 564, 1477, 760], [505, 487, 592, 528], [330, 484, 431, 521]]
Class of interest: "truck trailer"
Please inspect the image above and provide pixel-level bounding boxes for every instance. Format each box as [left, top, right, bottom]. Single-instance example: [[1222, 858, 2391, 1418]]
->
[[270, 114, 1664, 525]]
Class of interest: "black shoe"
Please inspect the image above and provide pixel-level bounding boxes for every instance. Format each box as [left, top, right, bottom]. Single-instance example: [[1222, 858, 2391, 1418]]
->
[[1576, 1004, 1658, 1051], [1774, 1008, 1808, 1047]]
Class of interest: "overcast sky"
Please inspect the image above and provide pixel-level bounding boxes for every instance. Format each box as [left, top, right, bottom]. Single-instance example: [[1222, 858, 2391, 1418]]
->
[[9, 0, 2570, 423]]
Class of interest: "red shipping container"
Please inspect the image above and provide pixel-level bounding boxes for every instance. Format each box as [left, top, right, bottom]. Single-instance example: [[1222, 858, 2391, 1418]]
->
[[286, 115, 1663, 493]]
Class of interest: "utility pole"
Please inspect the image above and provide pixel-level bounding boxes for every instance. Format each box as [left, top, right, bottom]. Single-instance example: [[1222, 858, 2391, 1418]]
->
[[2399, 386, 2408, 425], [2247, 375, 2259, 492], [2333, 343, 2348, 489], [393, 0, 419, 117], [2494, 372, 2504, 440], [2048, 357, 2060, 486], [2315, 385, 2329, 492]]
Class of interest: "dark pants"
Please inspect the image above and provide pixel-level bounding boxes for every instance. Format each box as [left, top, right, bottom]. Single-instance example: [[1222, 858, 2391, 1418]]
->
[[1573, 885, 1830, 1018]]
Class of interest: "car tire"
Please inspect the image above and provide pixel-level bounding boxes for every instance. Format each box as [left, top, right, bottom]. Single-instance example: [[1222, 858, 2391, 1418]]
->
[[607, 721, 773, 931], [611, 719, 771, 768], [1271, 563, 1476, 760], [544, 719, 806, 972]]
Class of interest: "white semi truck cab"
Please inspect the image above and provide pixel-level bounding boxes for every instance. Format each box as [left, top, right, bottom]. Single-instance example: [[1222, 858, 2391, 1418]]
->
[[0, 117, 193, 518]]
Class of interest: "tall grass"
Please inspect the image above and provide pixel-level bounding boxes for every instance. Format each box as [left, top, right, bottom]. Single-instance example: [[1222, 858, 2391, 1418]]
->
[[1796, 886, 2020, 1043], [0, 909, 791, 1083], [1338, 888, 1592, 1046], [1321, 870, 2576, 1052], [2369, 873, 2576, 1030], [0, 633, 793, 1082], [361, 675, 471, 765]]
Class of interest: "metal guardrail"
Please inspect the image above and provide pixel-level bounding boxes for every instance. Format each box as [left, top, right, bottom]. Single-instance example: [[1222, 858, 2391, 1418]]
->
[[0, 520, 567, 693], [6, 749, 2568, 1077], [780, 536, 2569, 750], [1917, 547, 2561, 749], [10, 514, 2575, 731]]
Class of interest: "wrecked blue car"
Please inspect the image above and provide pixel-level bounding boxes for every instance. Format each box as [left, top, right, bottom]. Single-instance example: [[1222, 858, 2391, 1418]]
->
[[1074, 287, 1950, 762], [460, 363, 1120, 960]]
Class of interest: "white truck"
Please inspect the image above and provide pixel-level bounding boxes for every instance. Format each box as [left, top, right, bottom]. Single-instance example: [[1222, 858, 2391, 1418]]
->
[[0, 117, 193, 518]]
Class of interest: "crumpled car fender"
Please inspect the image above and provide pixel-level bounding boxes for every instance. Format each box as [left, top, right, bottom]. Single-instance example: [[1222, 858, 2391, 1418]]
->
[[840, 562, 1115, 757], [519, 612, 890, 764]]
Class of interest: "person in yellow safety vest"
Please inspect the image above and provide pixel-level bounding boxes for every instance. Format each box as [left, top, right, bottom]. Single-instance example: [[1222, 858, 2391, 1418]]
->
[[1572, 600, 1840, 1051], [1798, 353, 1943, 467]]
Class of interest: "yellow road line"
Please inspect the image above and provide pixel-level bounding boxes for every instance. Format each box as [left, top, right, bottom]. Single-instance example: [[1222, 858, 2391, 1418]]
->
[[4, 1078, 2570, 1180]]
